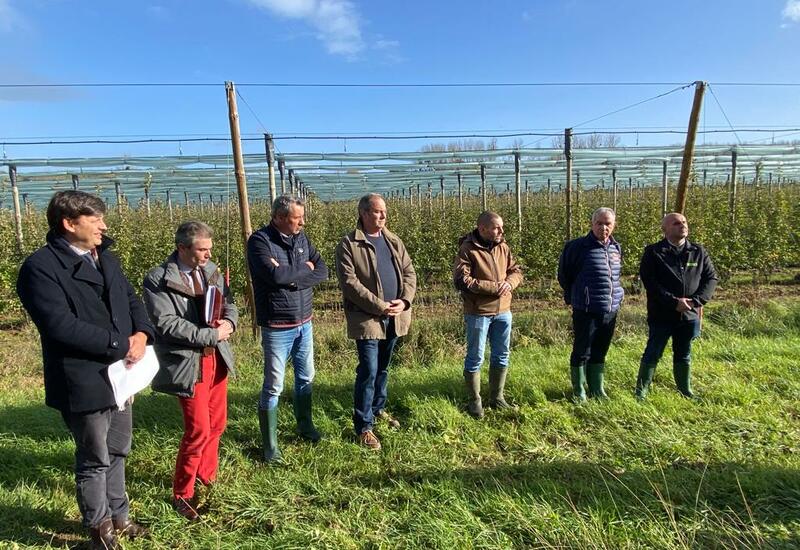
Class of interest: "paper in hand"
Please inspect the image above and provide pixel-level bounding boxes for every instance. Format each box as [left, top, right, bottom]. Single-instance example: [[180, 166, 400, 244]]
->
[[106, 345, 160, 410]]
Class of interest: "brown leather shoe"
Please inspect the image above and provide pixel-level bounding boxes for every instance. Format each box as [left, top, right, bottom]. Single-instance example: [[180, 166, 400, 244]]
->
[[173, 496, 201, 521], [376, 410, 400, 429], [358, 430, 381, 450], [88, 517, 118, 550], [113, 517, 149, 539]]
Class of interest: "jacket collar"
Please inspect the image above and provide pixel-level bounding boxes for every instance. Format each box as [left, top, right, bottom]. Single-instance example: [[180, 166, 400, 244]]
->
[[657, 238, 697, 252], [264, 222, 298, 247], [581, 231, 619, 249], [162, 251, 220, 295], [354, 220, 399, 245], [45, 230, 114, 286]]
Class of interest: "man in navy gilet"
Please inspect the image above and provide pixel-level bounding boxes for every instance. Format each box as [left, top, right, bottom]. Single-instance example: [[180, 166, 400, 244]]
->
[[558, 207, 624, 401]]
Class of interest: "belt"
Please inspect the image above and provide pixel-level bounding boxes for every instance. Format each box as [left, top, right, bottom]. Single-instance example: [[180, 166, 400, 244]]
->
[[202, 346, 215, 357]]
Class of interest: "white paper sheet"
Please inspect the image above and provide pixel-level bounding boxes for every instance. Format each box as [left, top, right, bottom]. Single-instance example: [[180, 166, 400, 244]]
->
[[106, 345, 160, 410]]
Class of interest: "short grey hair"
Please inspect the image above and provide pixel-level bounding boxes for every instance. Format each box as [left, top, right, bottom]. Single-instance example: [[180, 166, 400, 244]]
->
[[357, 193, 384, 214], [175, 220, 213, 247], [477, 210, 501, 227], [271, 194, 305, 219], [591, 207, 616, 223]]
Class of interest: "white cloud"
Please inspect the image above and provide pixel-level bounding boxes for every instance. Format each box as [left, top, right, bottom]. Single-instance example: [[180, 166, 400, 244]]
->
[[0, 0, 24, 33], [246, 0, 364, 58], [375, 39, 399, 50], [783, 0, 800, 22]]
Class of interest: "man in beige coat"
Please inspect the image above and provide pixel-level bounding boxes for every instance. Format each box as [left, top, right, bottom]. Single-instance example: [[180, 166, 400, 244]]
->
[[335, 193, 417, 450], [453, 211, 523, 418]]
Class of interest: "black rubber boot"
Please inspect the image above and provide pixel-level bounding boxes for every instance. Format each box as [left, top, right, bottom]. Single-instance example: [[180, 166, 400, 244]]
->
[[673, 361, 695, 399], [258, 406, 282, 463], [586, 363, 609, 399], [570, 365, 587, 403], [293, 390, 322, 442], [464, 371, 484, 419], [635, 362, 657, 400], [487, 367, 511, 409]]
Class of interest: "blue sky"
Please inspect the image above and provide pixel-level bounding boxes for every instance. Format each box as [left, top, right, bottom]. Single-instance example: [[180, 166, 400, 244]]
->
[[2, 0, 800, 160]]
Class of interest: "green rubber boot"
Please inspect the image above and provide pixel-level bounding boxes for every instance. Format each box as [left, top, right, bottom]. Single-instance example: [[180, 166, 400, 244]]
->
[[464, 371, 484, 419], [673, 361, 695, 399], [258, 406, 282, 464], [487, 367, 511, 409], [570, 365, 587, 403], [635, 362, 657, 400], [293, 390, 322, 443], [586, 363, 609, 399]]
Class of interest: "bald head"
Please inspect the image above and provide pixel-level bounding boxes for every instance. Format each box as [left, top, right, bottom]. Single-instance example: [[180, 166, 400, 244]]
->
[[662, 212, 689, 244]]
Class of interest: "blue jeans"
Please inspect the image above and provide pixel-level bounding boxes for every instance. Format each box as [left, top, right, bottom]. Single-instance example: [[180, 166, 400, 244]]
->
[[463, 312, 512, 374], [570, 309, 618, 367], [641, 318, 701, 366], [259, 322, 315, 410], [353, 318, 398, 434]]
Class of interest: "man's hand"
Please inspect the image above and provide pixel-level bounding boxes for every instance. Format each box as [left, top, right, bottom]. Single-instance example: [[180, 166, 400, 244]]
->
[[675, 297, 694, 313], [305, 261, 315, 270], [497, 281, 512, 296], [383, 299, 405, 317], [125, 332, 147, 368], [270, 257, 279, 267], [213, 319, 235, 341]]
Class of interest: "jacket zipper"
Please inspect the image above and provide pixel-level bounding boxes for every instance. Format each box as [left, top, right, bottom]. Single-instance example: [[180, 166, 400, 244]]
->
[[604, 245, 613, 313]]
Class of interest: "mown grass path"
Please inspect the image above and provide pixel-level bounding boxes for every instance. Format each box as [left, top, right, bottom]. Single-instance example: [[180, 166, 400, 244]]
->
[[1, 297, 799, 549]]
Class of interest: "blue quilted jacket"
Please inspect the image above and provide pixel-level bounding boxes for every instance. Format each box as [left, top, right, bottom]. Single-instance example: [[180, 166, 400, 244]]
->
[[557, 232, 624, 314]]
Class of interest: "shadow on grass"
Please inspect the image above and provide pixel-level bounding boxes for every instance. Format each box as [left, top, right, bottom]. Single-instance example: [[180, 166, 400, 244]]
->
[[0, 503, 83, 548]]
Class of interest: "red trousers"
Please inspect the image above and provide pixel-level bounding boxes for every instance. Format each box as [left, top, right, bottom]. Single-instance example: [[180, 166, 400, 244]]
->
[[173, 350, 228, 499]]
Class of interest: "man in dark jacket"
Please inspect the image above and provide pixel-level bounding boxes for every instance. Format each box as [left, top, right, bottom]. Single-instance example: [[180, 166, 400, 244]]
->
[[16, 191, 154, 550], [143, 221, 237, 521], [558, 207, 624, 401], [247, 194, 328, 462], [636, 212, 718, 399]]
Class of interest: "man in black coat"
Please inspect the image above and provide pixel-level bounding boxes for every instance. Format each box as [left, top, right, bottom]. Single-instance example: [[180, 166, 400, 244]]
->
[[16, 191, 154, 550], [635, 212, 718, 400]]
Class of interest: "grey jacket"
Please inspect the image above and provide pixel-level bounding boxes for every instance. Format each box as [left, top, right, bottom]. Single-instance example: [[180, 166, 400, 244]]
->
[[142, 252, 238, 397]]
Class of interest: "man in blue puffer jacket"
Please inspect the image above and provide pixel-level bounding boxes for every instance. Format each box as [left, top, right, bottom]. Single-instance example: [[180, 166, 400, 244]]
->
[[558, 207, 624, 401], [247, 194, 329, 462]]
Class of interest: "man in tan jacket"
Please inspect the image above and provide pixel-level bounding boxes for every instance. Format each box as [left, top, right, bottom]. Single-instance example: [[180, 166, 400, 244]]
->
[[335, 193, 417, 450], [453, 211, 523, 418]]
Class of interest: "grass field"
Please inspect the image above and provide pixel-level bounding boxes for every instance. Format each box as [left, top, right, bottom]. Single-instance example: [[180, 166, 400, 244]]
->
[[1, 292, 799, 549]]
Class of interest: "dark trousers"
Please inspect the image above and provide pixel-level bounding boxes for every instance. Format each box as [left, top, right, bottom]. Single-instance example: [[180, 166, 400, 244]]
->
[[641, 318, 701, 366], [353, 318, 398, 435], [174, 350, 228, 499], [61, 406, 132, 528], [570, 309, 618, 367]]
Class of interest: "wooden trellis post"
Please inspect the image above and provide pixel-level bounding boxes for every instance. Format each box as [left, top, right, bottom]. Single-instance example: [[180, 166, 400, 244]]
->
[[198, 193, 204, 213], [184, 190, 190, 212], [225, 81, 258, 337], [480, 164, 487, 211], [265, 133, 277, 205], [661, 160, 668, 217], [166, 189, 174, 223], [278, 159, 286, 196], [439, 176, 445, 210], [612, 168, 618, 212], [565, 128, 573, 241], [144, 186, 151, 216], [514, 152, 522, 232], [115, 181, 123, 215], [9, 166, 23, 254], [457, 172, 463, 210], [288, 169, 295, 196], [674, 81, 705, 214], [547, 178, 552, 206], [729, 148, 738, 223], [71, 174, 79, 190]]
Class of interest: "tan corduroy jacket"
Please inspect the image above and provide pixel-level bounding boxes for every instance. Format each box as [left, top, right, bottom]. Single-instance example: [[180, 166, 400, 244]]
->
[[335, 223, 417, 340], [453, 231, 523, 315]]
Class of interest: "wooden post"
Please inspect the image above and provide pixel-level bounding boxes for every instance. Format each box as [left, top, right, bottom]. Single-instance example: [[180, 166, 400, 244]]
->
[[144, 186, 151, 216], [416, 183, 421, 205], [612, 168, 618, 212], [525, 179, 530, 206], [225, 81, 258, 337], [457, 172, 463, 210], [661, 160, 668, 217], [547, 177, 552, 206], [703, 169, 707, 187], [439, 175, 445, 210], [184, 190, 190, 212], [565, 128, 573, 241], [768, 172, 773, 193], [198, 193, 204, 213], [9, 166, 23, 254], [409, 184, 414, 207], [288, 169, 295, 196], [575, 170, 581, 218], [23, 193, 30, 217], [480, 164, 487, 210], [628, 177, 633, 200], [514, 152, 522, 232], [729, 148, 738, 223], [71, 174, 79, 190], [427, 181, 433, 213], [278, 159, 286, 195], [674, 81, 705, 214], [264, 133, 277, 205], [166, 189, 174, 223], [115, 181, 123, 215]]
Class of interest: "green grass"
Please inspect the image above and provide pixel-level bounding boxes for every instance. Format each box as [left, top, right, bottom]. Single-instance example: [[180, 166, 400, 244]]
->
[[1, 297, 800, 548]]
